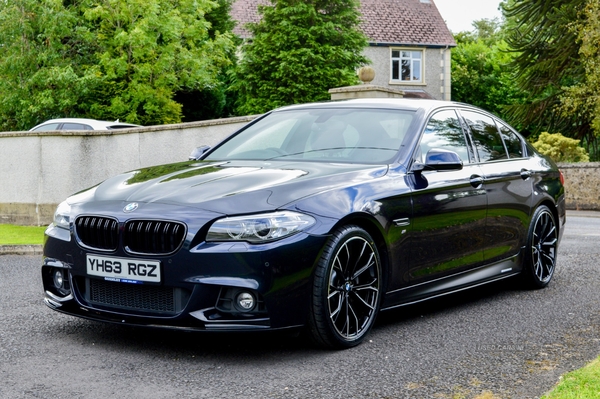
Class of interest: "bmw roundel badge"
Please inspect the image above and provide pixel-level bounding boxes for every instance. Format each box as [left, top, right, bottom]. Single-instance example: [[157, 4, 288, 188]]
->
[[123, 202, 139, 213]]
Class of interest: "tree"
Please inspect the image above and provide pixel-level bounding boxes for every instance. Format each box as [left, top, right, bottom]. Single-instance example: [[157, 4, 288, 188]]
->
[[0, 0, 97, 131], [82, 0, 234, 125], [233, 0, 368, 115], [0, 0, 235, 130], [502, 0, 600, 160], [560, 0, 600, 158], [451, 19, 525, 124], [175, 0, 240, 121], [503, 0, 588, 137]]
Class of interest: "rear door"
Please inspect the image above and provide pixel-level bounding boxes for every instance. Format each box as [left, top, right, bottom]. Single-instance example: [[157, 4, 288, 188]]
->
[[459, 110, 532, 265]]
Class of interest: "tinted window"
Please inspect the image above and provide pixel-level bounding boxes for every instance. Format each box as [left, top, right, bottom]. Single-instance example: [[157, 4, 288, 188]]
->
[[418, 109, 470, 163], [461, 110, 508, 162], [32, 123, 60, 131], [498, 122, 524, 158], [61, 123, 92, 130]]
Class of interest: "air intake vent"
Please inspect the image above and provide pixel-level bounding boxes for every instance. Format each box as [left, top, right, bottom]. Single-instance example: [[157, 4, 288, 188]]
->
[[86, 278, 189, 314], [123, 220, 186, 255], [75, 216, 119, 251]]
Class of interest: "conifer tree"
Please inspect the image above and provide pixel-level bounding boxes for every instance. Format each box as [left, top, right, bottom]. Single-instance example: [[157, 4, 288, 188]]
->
[[234, 0, 368, 114]]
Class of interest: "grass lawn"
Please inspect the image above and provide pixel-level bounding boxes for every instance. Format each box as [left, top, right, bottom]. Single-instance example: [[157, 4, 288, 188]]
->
[[541, 356, 600, 398], [0, 224, 47, 245]]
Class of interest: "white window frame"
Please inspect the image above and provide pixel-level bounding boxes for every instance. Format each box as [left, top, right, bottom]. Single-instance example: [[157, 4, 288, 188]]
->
[[390, 48, 425, 85]]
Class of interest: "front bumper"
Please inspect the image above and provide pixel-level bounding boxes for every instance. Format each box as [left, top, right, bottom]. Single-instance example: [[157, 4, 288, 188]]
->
[[42, 227, 328, 332]]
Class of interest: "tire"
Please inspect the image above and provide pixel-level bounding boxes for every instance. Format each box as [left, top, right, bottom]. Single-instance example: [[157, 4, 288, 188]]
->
[[307, 226, 382, 349], [522, 205, 558, 289]]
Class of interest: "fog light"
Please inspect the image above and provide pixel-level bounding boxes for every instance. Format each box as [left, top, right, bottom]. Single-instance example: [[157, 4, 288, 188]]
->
[[51, 268, 70, 296], [235, 291, 256, 312], [53, 269, 64, 289]]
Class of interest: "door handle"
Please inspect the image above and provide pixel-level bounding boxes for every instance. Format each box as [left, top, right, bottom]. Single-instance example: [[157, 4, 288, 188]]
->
[[520, 169, 532, 180], [470, 175, 484, 188]]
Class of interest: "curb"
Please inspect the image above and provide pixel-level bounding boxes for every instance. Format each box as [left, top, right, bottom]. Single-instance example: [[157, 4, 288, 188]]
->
[[0, 245, 43, 256], [566, 210, 600, 218]]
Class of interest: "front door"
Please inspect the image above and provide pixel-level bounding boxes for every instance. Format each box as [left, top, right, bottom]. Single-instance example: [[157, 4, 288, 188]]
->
[[407, 109, 488, 284]]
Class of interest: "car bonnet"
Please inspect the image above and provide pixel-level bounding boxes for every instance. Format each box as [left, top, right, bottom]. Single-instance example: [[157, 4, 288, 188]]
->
[[70, 160, 390, 215]]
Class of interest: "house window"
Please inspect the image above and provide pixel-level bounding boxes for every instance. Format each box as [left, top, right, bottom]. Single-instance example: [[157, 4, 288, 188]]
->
[[391, 50, 422, 82]]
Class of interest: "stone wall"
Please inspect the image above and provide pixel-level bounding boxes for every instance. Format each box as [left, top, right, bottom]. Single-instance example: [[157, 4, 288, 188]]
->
[[557, 162, 600, 210], [0, 116, 256, 226]]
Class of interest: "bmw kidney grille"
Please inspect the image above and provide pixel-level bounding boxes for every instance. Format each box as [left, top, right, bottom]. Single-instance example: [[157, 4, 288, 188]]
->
[[75, 216, 186, 255]]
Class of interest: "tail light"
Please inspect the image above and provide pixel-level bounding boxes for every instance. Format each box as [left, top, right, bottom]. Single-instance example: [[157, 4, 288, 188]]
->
[[559, 170, 565, 185]]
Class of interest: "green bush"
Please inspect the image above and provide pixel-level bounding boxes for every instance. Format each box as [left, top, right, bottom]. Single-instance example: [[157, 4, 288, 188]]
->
[[531, 132, 590, 163]]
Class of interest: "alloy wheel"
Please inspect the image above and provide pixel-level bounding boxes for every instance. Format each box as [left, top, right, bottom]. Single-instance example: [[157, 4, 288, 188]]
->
[[327, 236, 380, 341], [531, 209, 558, 284]]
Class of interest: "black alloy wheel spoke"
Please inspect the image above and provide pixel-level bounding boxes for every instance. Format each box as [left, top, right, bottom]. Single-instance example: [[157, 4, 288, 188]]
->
[[351, 251, 375, 281], [351, 289, 376, 310], [347, 299, 360, 336], [328, 290, 343, 320]]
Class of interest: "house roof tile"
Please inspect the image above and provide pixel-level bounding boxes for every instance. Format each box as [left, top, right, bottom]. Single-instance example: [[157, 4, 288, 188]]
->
[[231, 0, 456, 47]]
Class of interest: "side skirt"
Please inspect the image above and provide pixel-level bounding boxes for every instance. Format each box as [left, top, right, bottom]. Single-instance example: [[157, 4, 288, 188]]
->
[[381, 256, 522, 311]]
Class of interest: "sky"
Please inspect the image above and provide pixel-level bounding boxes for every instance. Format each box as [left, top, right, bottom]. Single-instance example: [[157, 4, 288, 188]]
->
[[433, 0, 503, 33]]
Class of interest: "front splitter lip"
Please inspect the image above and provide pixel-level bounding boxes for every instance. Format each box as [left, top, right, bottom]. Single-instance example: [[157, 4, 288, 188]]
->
[[43, 294, 283, 332]]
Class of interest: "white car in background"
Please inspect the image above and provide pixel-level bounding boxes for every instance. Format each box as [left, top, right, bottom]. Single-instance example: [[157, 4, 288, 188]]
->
[[29, 118, 140, 131]]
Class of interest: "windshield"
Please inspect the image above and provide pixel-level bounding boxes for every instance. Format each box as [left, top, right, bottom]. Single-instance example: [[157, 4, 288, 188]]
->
[[206, 108, 415, 164]]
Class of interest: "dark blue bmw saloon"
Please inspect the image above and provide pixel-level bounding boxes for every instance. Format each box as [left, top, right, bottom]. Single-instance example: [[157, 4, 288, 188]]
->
[[42, 99, 565, 349]]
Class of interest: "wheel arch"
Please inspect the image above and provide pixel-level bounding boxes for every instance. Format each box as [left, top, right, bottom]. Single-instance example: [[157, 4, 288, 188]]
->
[[534, 198, 561, 238]]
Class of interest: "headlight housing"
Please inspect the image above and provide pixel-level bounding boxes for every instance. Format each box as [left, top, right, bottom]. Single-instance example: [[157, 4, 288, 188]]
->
[[206, 211, 315, 243], [53, 201, 71, 230]]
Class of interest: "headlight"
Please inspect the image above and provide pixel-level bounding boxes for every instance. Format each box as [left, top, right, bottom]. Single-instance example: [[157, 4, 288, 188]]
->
[[206, 211, 316, 243], [53, 201, 71, 230]]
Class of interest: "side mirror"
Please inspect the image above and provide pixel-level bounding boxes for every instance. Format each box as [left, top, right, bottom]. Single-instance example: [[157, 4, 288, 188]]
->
[[189, 145, 211, 161], [412, 148, 463, 173]]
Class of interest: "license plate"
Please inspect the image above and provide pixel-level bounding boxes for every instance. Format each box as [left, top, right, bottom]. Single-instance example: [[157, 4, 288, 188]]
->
[[86, 254, 161, 284]]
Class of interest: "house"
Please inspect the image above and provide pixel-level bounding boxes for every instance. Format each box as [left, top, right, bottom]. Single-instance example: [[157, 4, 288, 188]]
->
[[231, 0, 456, 100]]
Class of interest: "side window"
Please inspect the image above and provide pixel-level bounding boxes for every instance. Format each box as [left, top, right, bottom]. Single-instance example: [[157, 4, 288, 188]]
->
[[61, 123, 91, 130], [32, 123, 60, 131], [497, 122, 524, 158], [418, 109, 471, 163], [461, 110, 508, 162]]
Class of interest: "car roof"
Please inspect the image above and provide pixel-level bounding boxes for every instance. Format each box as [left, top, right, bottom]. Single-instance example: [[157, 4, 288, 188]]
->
[[273, 98, 473, 114], [30, 118, 140, 131]]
